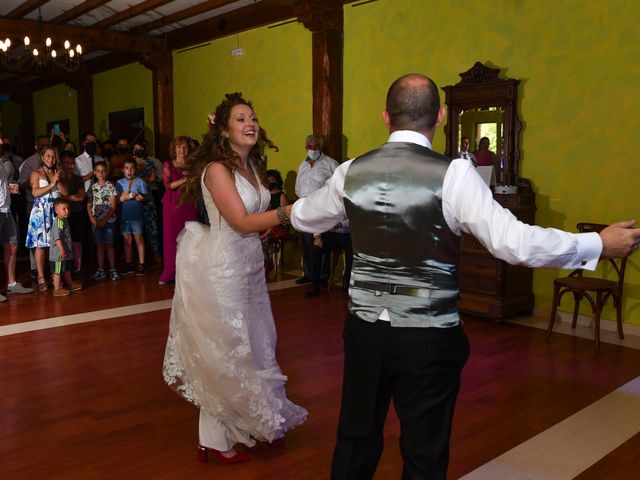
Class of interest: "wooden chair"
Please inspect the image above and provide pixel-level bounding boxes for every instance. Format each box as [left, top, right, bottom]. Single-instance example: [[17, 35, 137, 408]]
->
[[545, 223, 628, 351], [272, 231, 297, 278], [328, 247, 346, 291]]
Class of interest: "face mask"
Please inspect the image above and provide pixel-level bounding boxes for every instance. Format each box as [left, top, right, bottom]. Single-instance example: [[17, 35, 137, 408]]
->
[[84, 142, 97, 156], [268, 183, 278, 191], [118, 146, 129, 154], [133, 150, 146, 159], [102, 149, 113, 159], [307, 149, 321, 161], [64, 148, 76, 156]]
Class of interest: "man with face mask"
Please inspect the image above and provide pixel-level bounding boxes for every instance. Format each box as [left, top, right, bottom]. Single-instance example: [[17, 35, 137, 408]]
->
[[108, 136, 131, 181], [75, 132, 105, 192], [294, 134, 339, 296]]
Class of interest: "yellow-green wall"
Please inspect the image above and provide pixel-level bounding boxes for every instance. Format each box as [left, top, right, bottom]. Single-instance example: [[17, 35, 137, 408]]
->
[[32, 85, 78, 145], [343, 0, 640, 324], [26, 0, 640, 324], [173, 21, 312, 182], [92, 63, 154, 152]]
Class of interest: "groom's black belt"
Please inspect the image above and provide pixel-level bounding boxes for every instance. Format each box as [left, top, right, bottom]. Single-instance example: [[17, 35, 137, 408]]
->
[[352, 280, 432, 299]]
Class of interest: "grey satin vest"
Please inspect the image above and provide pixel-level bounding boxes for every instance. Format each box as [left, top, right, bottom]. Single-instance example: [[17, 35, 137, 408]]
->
[[344, 142, 461, 328]]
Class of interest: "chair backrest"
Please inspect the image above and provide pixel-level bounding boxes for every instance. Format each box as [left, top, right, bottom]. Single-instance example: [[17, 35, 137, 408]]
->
[[576, 222, 628, 293]]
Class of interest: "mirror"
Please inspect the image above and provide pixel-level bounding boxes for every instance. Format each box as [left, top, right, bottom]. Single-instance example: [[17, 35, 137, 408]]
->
[[442, 62, 522, 191]]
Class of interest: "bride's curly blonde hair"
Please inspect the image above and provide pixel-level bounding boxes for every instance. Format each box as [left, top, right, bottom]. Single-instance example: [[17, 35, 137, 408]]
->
[[180, 92, 278, 205]]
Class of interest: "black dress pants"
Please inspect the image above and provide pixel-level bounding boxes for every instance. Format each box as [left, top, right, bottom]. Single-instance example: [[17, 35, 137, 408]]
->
[[300, 232, 329, 284], [326, 232, 353, 288], [331, 313, 470, 480]]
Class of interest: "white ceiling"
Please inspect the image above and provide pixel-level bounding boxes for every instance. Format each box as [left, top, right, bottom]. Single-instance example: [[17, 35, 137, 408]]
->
[[0, 0, 263, 36]]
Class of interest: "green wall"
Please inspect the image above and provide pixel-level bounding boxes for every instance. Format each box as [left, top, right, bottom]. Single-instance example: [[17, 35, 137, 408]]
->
[[173, 21, 312, 184], [92, 63, 154, 152], [342, 0, 640, 325], [32, 85, 79, 145], [26, 0, 640, 324]]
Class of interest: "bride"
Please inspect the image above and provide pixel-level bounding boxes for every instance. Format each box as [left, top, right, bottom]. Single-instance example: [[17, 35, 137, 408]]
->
[[162, 93, 307, 464]]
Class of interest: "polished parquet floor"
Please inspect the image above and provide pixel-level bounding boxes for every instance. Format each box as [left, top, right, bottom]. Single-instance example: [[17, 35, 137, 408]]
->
[[2, 265, 640, 479]]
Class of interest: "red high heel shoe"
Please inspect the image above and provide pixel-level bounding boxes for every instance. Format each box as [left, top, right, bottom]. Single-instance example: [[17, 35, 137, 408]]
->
[[197, 445, 251, 464]]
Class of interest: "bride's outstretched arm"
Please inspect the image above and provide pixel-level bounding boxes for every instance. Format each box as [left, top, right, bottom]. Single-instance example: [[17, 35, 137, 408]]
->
[[205, 162, 284, 234]]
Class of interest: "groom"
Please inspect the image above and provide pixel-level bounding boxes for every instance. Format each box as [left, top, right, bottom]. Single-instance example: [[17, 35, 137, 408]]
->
[[289, 73, 640, 480]]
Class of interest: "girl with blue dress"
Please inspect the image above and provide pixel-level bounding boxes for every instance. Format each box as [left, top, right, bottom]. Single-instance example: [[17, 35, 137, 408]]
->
[[26, 147, 68, 291]]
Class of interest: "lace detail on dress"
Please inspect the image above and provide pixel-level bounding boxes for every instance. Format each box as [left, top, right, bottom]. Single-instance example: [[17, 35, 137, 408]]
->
[[162, 164, 307, 444]]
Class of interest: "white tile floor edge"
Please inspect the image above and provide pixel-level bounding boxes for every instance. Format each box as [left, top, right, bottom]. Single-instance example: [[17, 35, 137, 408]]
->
[[460, 376, 640, 480], [0, 299, 173, 337], [0, 276, 302, 338]]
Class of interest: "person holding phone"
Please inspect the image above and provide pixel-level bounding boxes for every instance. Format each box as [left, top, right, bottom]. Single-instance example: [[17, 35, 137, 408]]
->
[[25, 146, 68, 291]]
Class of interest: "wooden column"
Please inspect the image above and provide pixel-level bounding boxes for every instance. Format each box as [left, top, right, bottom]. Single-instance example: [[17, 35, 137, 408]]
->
[[296, 0, 344, 161], [15, 92, 35, 156], [141, 52, 174, 161], [66, 70, 94, 143]]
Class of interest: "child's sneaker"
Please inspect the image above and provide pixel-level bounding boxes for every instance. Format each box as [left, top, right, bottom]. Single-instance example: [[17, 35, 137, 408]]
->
[[136, 265, 146, 277], [119, 264, 135, 277], [110, 269, 120, 281], [52, 288, 71, 297], [91, 268, 106, 281]]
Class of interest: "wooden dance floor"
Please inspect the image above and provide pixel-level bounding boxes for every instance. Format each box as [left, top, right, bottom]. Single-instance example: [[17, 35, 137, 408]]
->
[[2, 267, 640, 479]]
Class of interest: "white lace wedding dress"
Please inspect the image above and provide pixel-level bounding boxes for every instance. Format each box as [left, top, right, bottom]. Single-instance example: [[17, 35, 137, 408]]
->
[[163, 165, 307, 448]]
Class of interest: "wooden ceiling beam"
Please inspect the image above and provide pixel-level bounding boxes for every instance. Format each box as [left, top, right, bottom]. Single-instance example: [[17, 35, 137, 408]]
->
[[6, 0, 49, 19], [82, 51, 140, 76], [0, 17, 165, 53], [130, 0, 238, 34], [166, 1, 296, 50], [51, 0, 110, 24], [92, 0, 173, 30]]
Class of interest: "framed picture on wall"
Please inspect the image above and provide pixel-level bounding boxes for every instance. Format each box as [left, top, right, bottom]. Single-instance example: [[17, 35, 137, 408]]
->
[[108, 108, 145, 144]]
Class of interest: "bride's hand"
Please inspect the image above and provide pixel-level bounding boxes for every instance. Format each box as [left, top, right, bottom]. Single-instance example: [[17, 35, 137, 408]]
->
[[260, 228, 272, 241]]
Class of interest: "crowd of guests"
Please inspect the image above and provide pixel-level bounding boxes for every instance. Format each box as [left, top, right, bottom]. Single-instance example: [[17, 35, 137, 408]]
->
[[0, 131, 201, 300], [1, 128, 353, 303]]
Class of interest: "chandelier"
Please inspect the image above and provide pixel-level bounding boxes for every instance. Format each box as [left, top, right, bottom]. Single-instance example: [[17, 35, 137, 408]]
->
[[0, 11, 83, 72]]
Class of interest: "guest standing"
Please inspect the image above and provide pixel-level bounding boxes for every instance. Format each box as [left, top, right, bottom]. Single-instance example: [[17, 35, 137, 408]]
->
[[294, 134, 339, 297], [133, 141, 161, 261], [25, 147, 68, 291], [158, 136, 198, 286]]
